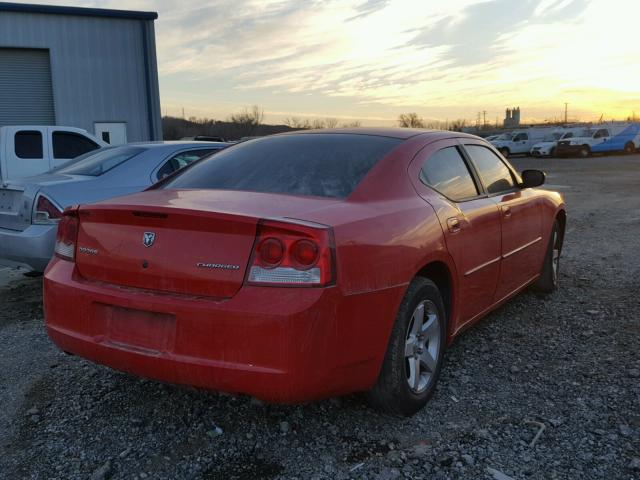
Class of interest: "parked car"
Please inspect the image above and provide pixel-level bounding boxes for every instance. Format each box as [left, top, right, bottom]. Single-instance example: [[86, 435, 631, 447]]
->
[[44, 129, 565, 416], [0, 126, 106, 182], [490, 127, 557, 157], [530, 127, 589, 157], [180, 135, 226, 142], [555, 123, 640, 157], [0, 141, 228, 271]]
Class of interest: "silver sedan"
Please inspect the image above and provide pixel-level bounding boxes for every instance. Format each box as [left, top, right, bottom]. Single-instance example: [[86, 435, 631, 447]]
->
[[0, 141, 228, 271]]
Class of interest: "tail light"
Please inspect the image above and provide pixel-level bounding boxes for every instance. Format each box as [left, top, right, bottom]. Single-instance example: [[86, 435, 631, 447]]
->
[[54, 210, 79, 261], [33, 194, 63, 224], [246, 219, 335, 287]]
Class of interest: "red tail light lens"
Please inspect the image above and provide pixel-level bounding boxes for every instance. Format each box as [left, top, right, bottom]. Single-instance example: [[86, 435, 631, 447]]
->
[[246, 219, 335, 287], [54, 211, 79, 261], [34, 194, 63, 224], [258, 238, 285, 266]]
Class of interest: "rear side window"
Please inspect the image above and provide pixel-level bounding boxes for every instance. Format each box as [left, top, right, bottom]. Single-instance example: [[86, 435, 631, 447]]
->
[[465, 145, 515, 194], [53, 132, 99, 159], [156, 148, 219, 180], [163, 134, 402, 198], [15, 131, 43, 159], [56, 146, 145, 176], [420, 147, 478, 201]]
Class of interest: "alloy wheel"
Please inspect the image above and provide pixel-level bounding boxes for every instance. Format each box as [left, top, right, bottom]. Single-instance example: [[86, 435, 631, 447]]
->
[[404, 300, 441, 394]]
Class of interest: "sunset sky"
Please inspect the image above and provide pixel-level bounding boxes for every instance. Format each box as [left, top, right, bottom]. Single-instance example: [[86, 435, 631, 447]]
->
[[15, 0, 640, 125]]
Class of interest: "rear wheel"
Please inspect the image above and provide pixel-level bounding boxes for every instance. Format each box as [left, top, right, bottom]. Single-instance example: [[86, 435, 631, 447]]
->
[[534, 221, 561, 293], [624, 142, 636, 154], [499, 147, 510, 158], [579, 145, 591, 158], [367, 278, 446, 416]]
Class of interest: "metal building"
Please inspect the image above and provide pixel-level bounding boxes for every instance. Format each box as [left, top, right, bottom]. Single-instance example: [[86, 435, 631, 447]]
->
[[0, 2, 162, 143]]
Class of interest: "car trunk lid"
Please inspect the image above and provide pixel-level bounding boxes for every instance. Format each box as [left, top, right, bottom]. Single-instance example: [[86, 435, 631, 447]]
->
[[74, 189, 339, 298]]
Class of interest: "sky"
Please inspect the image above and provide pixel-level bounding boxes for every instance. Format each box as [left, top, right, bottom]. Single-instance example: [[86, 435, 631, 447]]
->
[[14, 0, 640, 125]]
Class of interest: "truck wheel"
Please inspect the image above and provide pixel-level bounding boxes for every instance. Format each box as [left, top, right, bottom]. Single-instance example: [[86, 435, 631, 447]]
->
[[624, 142, 636, 154], [579, 145, 590, 158], [367, 278, 447, 416], [499, 147, 510, 158]]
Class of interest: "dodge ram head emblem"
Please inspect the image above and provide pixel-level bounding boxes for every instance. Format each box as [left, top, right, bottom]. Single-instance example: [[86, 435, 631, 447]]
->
[[143, 232, 156, 247]]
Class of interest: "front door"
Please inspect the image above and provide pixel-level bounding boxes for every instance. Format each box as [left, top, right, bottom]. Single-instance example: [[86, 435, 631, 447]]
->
[[462, 142, 543, 301], [409, 139, 502, 329], [94, 122, 127, 145]]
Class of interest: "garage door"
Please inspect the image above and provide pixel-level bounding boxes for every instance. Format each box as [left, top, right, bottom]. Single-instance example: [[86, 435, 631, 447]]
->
[[0, 48, 55, 126]]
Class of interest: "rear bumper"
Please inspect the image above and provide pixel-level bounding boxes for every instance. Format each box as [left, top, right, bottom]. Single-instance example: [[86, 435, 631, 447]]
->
[[44, 259, 406, 403], [0, 224, 56, 271]]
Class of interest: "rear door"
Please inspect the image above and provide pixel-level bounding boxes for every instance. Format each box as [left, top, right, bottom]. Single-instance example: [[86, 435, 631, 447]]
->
[[409, 139, 502, 328], [462, 141, 542, 301]]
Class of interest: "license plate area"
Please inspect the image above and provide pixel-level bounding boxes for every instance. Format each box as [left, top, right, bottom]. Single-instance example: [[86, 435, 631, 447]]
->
[[0, 190, 21, 213], [94, 303, 176, 354]]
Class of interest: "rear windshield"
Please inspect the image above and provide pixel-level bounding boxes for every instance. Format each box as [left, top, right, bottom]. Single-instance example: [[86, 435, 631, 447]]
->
[[162, 134, 402, 198], [55, 146, 145, 176]]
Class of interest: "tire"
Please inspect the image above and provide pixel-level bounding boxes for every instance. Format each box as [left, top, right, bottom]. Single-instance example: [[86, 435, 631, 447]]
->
[[534, 221, 561, 293], [624, 142, 636, 154], [499, 147, 510, 158], [579, 145, 590, 158], [367, 278, 447, 416]]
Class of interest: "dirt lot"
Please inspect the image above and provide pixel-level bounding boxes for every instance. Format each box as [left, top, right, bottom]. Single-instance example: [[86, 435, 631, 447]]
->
[[1, 154, 639, 480]]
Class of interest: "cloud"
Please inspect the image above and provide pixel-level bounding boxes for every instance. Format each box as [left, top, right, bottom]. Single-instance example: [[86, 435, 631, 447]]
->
[[9, 0, 640, 122]]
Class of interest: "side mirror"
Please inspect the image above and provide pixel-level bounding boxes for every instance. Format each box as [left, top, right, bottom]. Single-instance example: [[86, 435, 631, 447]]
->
[[520, 169, 545, 188]]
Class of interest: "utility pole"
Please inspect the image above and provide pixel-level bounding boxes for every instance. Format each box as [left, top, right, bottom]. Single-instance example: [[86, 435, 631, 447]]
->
[[482, 110, 487, 128], [182, 107, 185, 119], [564, 103, 568, 124]]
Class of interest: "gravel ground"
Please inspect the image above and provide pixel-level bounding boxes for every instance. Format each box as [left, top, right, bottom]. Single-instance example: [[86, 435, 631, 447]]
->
[[1, 154, 639, 480]]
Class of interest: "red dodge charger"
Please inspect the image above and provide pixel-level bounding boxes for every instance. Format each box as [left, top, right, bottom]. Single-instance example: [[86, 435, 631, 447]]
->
[[44, 129, 565, 415]]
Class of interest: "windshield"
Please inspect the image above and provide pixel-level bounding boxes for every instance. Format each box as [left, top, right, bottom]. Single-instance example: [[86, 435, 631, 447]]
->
[[163, 134, 402, 198], [55, 146, 145, 176]]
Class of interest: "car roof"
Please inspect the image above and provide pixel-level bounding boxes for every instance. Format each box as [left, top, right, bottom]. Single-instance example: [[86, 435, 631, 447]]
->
[[277, 127, 481, 141], [126, 141, 231, 148]]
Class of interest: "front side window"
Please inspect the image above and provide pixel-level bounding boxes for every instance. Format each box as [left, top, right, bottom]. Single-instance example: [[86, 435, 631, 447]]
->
[[53, 132, 99, 159], [465, 145, 516, 194], [594, 129, 609, 138], [163, 134, 402, 198], [156, 148, 218, 180], [15, 131, 43, 159], [420, 147, 478, 201], [55, 146, 145, 176], [513, 133, 528, 141]]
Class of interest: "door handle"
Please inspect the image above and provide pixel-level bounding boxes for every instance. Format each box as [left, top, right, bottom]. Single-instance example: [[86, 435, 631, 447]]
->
[[503, 206, 512, 218], [447, 217, 461, 234]]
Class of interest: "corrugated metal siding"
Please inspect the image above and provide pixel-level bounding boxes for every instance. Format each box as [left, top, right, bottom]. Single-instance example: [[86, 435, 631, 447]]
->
[[0, 48, 55, 125], [0, 11, 161, 141]]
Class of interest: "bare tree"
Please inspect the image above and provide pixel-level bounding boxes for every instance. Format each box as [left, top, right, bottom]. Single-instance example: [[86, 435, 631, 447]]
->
[[283, 117, 311, 129], [449, 119, 467, 132], [229, 105, 264, 137], [398, 113, 425, 128], [342, 120, 362, 128], [324, 118, 339, 129]]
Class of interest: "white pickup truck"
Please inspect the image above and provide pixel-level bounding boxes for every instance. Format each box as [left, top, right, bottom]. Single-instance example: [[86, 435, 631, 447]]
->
[[490, 127, 558, 157], [0, 126, 106, 182]]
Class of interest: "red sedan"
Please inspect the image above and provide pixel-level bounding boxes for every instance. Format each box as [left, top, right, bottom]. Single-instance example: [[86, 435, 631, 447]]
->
[[44, 129, 565, 415]]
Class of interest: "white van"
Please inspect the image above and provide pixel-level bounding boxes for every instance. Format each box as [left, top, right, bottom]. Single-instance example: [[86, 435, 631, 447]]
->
[[0, 126, 106, 182], [490, 127, 558, 157], [530, 127, 589, 157]]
